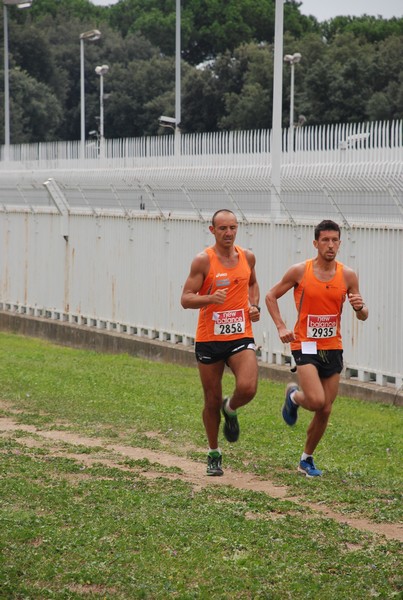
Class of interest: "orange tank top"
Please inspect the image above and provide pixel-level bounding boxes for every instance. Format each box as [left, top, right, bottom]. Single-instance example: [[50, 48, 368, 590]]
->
[[196, 246, 254, 342], [291, 259, 347, 351]]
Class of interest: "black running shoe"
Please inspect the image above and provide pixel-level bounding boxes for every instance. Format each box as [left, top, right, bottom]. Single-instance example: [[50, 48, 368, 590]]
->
[[207, 451, 223, 476], [222, 397, 240, 442]]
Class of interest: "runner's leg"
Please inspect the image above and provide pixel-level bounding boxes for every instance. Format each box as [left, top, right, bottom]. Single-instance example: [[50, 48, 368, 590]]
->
[[293, 363, 326, 411], [198, 360, 226, 449], [226, 349, 258, 410], [304, 372, 340, 455]]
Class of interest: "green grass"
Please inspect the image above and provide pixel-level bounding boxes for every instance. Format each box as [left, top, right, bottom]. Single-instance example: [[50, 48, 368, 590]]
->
[[0, 331, 402, 599]]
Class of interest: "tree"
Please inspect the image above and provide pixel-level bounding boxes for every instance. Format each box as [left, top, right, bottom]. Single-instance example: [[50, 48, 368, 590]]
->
[[0, 70, 62, 143], [297, 33, 377, 124], [108, 0, 318, 65], [11, 22, 60, 91], [31, 0, 105, 21], [217, 43, 274, 129], [181, 65, 224, 133], [366, 92, 394, 121], [220, 82, 271, 130], [97, 56, 176, 138], [321, 15, 403, 44], [284, 0, 320, 38]]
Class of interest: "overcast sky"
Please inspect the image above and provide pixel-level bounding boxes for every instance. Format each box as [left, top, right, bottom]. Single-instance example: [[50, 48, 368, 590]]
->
[[91, 0, 403, 20], [298, 0, 402, 21]]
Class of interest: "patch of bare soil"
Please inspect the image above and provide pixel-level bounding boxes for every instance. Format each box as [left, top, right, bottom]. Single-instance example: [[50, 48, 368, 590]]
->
[[0, 412, 401, 543]]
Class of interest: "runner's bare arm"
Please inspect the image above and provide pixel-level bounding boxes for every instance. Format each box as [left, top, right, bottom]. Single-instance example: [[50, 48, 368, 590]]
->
[[344, 266, 369, 321], [245, 250, 260, 322], [181, 253, 227, 309], [265, 263, 304, 342]]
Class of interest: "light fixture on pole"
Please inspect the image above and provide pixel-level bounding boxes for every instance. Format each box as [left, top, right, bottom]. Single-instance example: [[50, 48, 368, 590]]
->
[[3, 0, 32, 161], [80, 29, 101, 159], [284, 52, 301, 150], [95, 64, 109, 158]]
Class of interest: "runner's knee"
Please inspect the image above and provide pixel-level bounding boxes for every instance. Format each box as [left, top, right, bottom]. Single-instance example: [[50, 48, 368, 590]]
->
[[304, 391, 326, 411], [204, 391, 223, 408], [319, 400, 333, 418], [236, 379, 257, 401]]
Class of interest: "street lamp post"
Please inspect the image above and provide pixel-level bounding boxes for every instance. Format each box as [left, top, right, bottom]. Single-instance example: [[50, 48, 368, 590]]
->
[[157, 0, 181, 156], [175, 0, 181, 156], [271, 0, 284, 217], [95, 64, 109, 158], [80, 29, 101, 159], [284, 52, 301, 151], [3, 0, 32, 161]]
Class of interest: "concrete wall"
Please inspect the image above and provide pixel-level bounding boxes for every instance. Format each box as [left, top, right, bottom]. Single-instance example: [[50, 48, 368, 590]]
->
[[0, 311, 400, 407]]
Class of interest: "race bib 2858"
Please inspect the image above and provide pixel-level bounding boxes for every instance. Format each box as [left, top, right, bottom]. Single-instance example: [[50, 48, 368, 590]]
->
[[213, 309, 245, 335]]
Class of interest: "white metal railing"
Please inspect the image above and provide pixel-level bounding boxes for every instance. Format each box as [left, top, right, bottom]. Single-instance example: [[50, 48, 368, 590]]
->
[[0, 119, 401, 388], [0, 120, 401, 168], [0, 214, 401, 390]]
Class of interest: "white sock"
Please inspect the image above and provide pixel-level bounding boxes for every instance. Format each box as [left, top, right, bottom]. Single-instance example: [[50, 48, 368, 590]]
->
[[209, 447, 221, 455], [224, 398, 237, 414], [301, 452, 312, 461], [290, 390, 298, 405]]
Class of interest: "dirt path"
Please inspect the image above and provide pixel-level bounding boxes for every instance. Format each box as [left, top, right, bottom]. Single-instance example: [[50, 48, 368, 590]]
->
[[0, 413, 401, 543]]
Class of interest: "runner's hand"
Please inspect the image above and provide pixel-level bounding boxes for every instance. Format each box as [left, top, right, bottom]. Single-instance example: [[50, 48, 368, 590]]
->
[[278, 326, 295, 344], [249, 306, 261, 322], [348, 293, 364, 312], [211, 289, 227, 305]]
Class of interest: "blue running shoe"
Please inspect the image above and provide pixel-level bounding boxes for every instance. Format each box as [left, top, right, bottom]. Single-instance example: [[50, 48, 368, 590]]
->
[[282, 383, 299, 426], [298, 456, 322, 477], [222, 397, 240, 442]]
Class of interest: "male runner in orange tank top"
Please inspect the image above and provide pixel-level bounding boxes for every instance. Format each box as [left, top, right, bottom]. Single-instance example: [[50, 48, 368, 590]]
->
[[181, 209, 261, 476], [265, 220, 368, 477]]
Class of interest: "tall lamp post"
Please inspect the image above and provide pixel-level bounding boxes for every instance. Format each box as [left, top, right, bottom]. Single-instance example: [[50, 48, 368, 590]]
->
[[95, 64, 109, 158], [80, 29, 101, 159], [175, 0, 181, 156], [3, 0, 32, 161], [271, 0, 284, 217], [157, 0, 181, 156], [284, 52, 301, 151]]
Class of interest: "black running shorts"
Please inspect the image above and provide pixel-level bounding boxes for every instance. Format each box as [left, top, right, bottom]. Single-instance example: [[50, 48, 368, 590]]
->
[[195, 337, 256, 364], [292, 349, 343, 378]]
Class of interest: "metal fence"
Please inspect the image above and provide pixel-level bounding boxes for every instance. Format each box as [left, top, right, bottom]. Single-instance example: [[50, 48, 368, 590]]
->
[[0, 121, 402, 390], [0, 120, 401, 225], [1, 119, 401, 164]]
